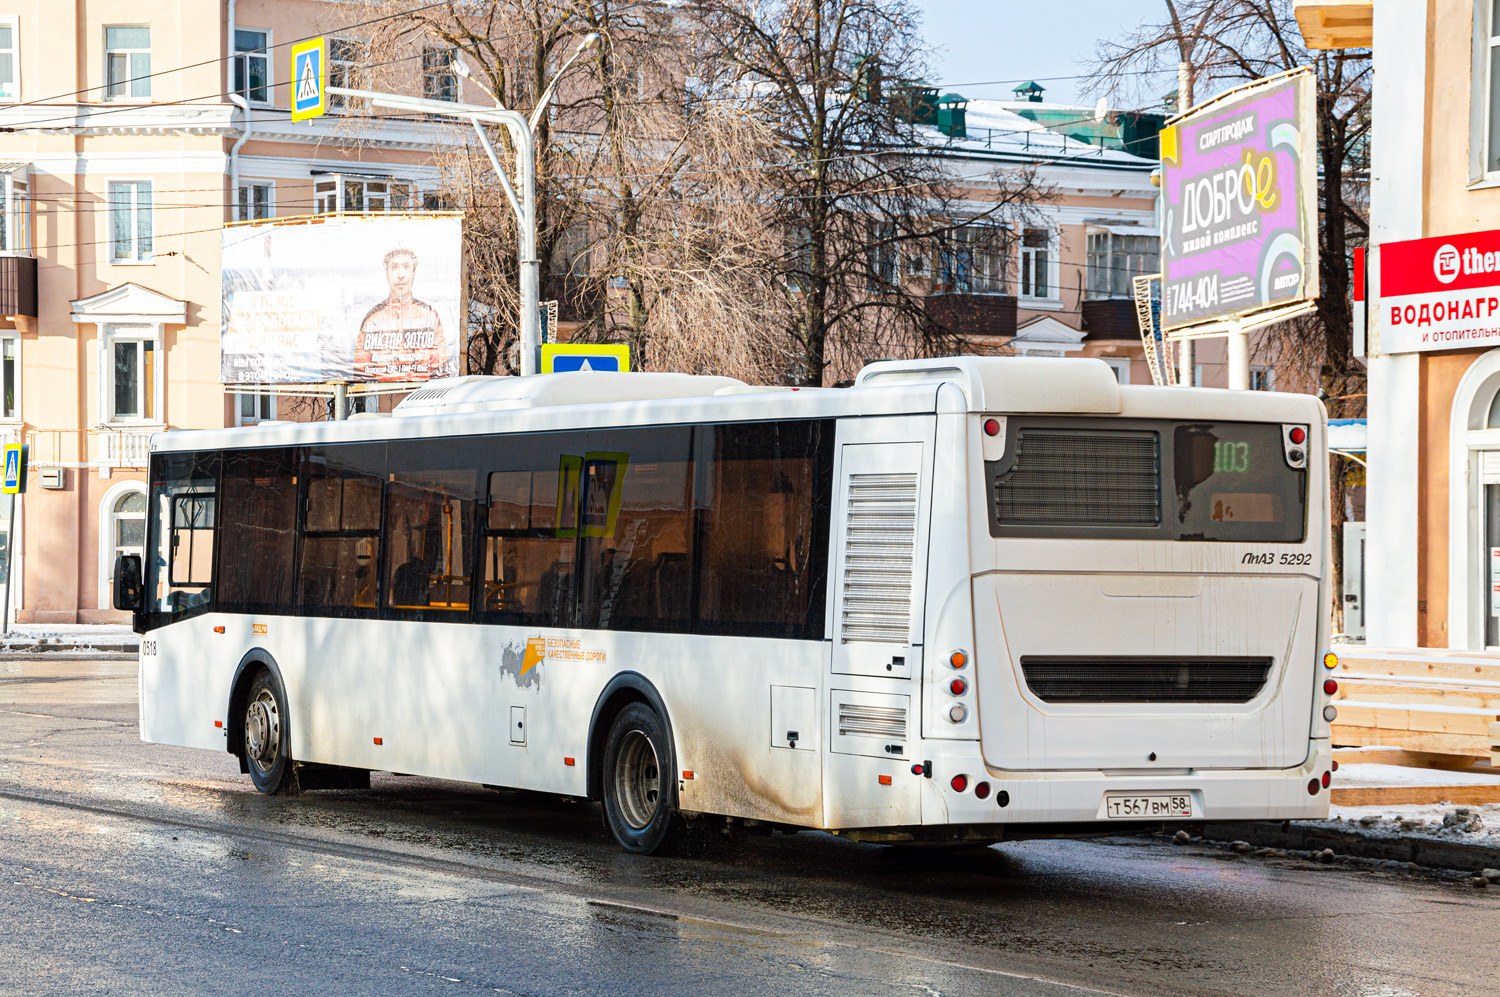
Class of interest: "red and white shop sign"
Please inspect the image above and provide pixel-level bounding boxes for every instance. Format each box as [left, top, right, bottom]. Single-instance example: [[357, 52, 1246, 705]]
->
[[1378, 229, 1500, 354]]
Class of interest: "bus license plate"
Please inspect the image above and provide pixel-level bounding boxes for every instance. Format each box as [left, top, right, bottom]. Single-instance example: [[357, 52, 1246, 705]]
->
[[1104, 793, 1193, 819]]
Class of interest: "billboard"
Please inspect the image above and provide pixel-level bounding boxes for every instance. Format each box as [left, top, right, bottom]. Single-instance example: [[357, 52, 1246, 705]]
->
[[1376, 229, 1500, 354], [221, 216, 463, 384], [1159, 70, 1318, 331]]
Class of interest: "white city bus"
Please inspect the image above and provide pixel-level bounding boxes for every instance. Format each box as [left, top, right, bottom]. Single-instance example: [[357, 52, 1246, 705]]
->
[[115, 356, 1336, 853]]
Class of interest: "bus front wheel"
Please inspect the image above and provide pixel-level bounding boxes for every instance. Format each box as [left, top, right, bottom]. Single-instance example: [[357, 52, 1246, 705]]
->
[[243, 670, 295, 795], [602, 702, 682, 854]]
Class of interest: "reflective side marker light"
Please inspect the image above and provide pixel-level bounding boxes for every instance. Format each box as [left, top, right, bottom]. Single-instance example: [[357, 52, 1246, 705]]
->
[[950, 677, 968, 696], [1323, 652, 1339, 669], [974, 781, 991, 800], [878, 774, 892, 786], [948, 703, 968, 723], [1290, 426, 1307, 445], [911, 763, 924, 776], [373, 737, 383, 746], [681, 769, 693, 779], [1324, 679, 1338, 695], [564, 757, 576, 767], [214, 720, 223, 728], [950, 650, 967, 669], [950, 774, 968, 793], [1308, 778, 1320, 796], [213, 626, 225, 634], [1323, 705, 1338, 722]]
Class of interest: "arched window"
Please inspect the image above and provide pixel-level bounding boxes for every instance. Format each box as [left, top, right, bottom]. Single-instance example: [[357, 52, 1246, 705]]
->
[[111, 489, 146, 563], [1486, 383, 1500, 428]]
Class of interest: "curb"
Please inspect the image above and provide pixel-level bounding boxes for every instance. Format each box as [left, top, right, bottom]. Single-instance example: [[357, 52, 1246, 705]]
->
[[1202, 820, 1500, 873]]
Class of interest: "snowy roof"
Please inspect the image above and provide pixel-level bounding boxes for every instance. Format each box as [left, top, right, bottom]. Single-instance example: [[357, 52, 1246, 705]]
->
[[916, 98, 1156, 169]]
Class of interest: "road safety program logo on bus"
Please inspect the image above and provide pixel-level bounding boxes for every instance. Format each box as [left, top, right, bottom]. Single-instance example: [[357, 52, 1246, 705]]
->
[[500, 636, 606, 689]]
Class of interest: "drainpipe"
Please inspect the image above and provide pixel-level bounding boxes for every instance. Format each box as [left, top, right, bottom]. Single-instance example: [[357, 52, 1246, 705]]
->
[[228, 94, 251, 222]]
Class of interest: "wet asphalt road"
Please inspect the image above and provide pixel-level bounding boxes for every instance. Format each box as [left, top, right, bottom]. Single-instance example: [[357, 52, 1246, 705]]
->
[[0, 658, 1496, 997]]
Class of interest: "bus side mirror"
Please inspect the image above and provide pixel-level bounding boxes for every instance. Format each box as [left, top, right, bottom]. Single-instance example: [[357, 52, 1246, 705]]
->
[[113, 554, 144, 613]]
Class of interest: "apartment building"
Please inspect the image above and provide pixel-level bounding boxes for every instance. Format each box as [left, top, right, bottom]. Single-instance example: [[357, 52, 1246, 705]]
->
[[0, 0, 462, 622]]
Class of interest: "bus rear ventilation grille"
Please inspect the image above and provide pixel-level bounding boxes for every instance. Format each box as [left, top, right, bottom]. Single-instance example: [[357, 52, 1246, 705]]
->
[[1018, 656, 1273, 704]]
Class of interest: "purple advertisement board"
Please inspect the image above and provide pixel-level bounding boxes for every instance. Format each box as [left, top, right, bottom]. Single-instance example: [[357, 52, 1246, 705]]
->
[[1160, 71, 1318, 330]]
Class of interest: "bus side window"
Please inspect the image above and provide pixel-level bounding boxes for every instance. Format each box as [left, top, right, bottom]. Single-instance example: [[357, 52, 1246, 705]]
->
[[482, 461, 576, 626], [298, 446, 384, 616], [147, 450, 220, 620], [384, 470, 476, 613], [218, 448, 297, 615]]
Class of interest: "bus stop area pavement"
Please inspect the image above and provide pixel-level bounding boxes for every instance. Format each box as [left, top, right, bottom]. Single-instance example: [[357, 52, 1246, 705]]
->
[[0, 623, 137, 657]]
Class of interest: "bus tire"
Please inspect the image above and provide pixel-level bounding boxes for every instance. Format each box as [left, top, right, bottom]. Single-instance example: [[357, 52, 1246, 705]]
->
[[601, 702, 682, 854], [243, 669, 295, 795]]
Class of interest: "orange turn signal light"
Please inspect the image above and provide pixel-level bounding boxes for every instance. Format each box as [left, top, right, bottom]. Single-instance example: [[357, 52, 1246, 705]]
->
[[950, 650, 967, 669], [878, 774, 892, 786], [1323, 652, 1339, 669]]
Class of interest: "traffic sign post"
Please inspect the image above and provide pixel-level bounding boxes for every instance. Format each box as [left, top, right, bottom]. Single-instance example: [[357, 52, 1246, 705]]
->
[[1, 443, 25, 636], [290, 37, 327, 122], [540, 343, 631, 373]]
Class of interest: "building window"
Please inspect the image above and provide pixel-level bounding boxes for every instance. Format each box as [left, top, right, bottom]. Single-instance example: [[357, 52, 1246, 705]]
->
[[0, 16, 18, 102], [105, 26, 151, 100], [1100, 357, 1132, 384], [0, 169, 27, 253], [314, 175, 415, 214], [329, 38, 368, 111], [106, 325, 157, 422], [1250, 366, 1274, 391], [233, 29, 269, 104], [110, 489, 147, 568], [109, 181, 152, 261], [237, 182, 272, 222], [0, 335, 16, 419], [1019, 227, 1051, 299], [936, 223, 1006, 294], [422, 47, 458, 102], [235, 390, 276, 426], [1086, 230, 1160, 298]]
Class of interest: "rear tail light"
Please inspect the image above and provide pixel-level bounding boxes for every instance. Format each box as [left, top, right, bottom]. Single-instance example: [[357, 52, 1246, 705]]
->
[[1332, 760, 1339, 772], [974, 781, 991, 800], [1323, 705, 1338, 722], [1321, 771, 1331, 788], [983, 418, 1001, 436], [950, 774, 968, 793], [1289, 426, 1306, 445], [1323, 678, 1338, 695], [1308, 778, 1320, 796], [948, 703, 968, 723], [949, 677, 968, 696]]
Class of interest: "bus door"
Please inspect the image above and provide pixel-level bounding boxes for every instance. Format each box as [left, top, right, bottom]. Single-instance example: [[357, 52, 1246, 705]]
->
[[824, 416, 934, 824]]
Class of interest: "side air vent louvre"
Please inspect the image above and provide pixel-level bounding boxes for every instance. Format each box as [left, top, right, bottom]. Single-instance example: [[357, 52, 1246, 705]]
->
[[830, 689, 911, 758], [1019, 656, 1274, 704], [837, 701, 908, 739], [840, 472, 918, 644], [993, 429, 1160, 527]]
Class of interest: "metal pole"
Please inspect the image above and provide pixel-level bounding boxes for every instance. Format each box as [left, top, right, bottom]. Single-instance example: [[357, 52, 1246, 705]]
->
[[516, 125, 541, 377], [1176, 61, 1195, 387], [2, 493, 17, 636], [333, 383, 348, 420], [1227, 319, 1250, 390]]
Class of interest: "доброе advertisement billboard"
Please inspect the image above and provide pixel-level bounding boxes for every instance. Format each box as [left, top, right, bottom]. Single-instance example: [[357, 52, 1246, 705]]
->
[[1159, 70, 1318, 331], [221, 215, 462, 384]]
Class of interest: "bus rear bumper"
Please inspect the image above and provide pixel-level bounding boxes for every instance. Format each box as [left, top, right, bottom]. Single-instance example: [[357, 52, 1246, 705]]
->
[[926, 739, 1333, 827]]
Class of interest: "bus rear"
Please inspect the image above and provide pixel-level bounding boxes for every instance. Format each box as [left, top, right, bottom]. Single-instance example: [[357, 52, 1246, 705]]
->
[[853, 358, 1331, 836]]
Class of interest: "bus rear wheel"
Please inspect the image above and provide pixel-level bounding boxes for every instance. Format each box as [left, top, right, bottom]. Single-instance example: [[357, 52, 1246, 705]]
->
[[243, 670, 294, 795], [602, 702, 682, 854]]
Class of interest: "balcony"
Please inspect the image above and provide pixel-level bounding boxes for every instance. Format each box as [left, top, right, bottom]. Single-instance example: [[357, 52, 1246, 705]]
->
[[0, 256, 36, 319], [94, 429, 155, 468], [1081, 298, 1140, 340], [924, 294, 1018, 340]]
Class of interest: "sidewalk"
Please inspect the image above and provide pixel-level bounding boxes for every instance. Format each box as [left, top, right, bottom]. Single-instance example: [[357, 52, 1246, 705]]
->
[[0, 624, 138, 656]]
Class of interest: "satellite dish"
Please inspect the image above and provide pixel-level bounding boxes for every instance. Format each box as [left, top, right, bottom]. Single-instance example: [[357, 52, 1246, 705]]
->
[[1094, 97, 1109, 121]]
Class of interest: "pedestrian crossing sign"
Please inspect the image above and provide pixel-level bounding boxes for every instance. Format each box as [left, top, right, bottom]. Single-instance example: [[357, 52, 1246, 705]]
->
[[2, 443, 25, 495], [540, 344, 631, 373], [290, 37, 327, 122]]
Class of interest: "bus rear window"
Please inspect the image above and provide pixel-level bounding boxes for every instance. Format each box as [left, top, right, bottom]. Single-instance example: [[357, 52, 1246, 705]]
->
[[1173, 423, 1304, 542], [987, 418, 1306, 542]]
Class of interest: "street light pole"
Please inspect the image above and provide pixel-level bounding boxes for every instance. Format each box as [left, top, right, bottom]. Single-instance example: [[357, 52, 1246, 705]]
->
[[328, 33, 599, 376]]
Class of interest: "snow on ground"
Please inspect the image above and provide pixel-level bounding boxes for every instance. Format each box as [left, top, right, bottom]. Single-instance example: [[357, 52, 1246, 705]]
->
[[1320, 802, 1500, 848], [1335, 762, 1500, 788], [0, 623, 136, 652]]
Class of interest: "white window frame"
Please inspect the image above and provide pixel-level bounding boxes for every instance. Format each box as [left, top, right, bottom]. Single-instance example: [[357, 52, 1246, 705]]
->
[[1249, 365, 1274, 391], [104, 25, 151, 101], [108, 179, 153, 263], [0, 168, 29, 254], [234, 389, 276, 426], [98, 479, 147, 612], [236, 180, 273, 222], [1018, 226, 1060, 307], [0, 15, 19, 103], [1100, 356, 1132, 384], [0, 332, 19, 422], [313, 174, 416, 214], [1085, 227, 1161, 299], [100, 323, 163, 426], [328, 37, 368, 112], [233, 27, 271, 106], [422, 46, 458, 102]]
